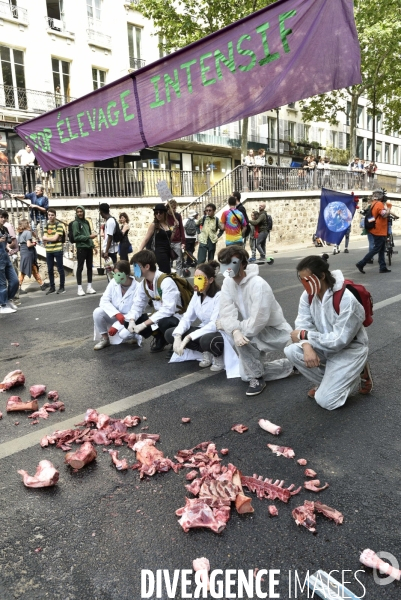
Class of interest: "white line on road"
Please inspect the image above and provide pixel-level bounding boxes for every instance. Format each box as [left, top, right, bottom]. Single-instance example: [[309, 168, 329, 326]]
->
[[0, 369, 219, 460], [374, 294, 401, 310]]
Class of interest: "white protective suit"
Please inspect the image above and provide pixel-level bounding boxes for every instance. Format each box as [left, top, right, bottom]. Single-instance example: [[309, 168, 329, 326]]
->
[[93, 277, 140, 345], [125, 270, 183, 324], [169, 291, 240, 378], [284, 269, 369, 410], [219, 264, 293, 381]]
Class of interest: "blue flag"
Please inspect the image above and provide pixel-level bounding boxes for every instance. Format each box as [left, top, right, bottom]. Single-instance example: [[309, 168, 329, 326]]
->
[[316, 188, 357, 245]]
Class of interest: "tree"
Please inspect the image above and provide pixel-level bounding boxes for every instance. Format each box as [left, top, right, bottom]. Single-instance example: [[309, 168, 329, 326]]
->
[[300, 0, 401, 160], [133, 0, 277, 159]]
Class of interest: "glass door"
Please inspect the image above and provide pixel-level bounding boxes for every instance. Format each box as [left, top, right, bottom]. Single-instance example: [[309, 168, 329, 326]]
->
[[52, 58, 70, 103], [0, 46, 26, 109]]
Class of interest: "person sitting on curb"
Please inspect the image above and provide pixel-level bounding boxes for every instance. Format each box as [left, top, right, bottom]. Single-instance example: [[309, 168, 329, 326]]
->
[[126, 250, 184, 353], [71, 206, 97, 296], [93, 260, 139, 350], [217, 245, 293, 396], [165, 260, 239, 376], [284, 254, 372, 410]]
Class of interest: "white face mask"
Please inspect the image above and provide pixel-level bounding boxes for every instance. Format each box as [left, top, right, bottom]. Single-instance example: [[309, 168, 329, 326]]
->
[[220, 258, 241, 278]]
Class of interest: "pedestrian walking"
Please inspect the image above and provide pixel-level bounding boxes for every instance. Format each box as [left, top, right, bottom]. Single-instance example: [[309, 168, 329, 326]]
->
[[0, 211, 19, 314], [284, 255, 372, 410], [196, 204, 223, 263], [218, 246, 293, 396], [183, 209, 198, 266], [248, 202, 270, 260], [221, 196, 247, 247], [356, 189, 392, 274], [71, 206, 97, 296], [248, 211, 259, 262], [2, 210, 20, 302], [17, 219, 49, 293], [42, 208, 66, 295]]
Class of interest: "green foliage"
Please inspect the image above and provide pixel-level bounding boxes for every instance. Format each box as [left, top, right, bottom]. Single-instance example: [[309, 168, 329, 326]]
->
[[325, 146, 350, 166], [300, 0, 401, 156]]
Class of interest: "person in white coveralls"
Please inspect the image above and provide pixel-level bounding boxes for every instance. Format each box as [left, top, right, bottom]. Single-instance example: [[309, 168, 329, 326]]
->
[[217, 245, 293, 396], [93, 260, 139, 350], [164, 260, 239, 378], [284, 254, 372, 410]]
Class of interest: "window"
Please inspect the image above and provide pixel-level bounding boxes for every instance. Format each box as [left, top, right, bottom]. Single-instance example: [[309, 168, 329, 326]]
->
[[304, 125, 310, 142], [392, 145, 398, 165], [287, 121, 295, 141], [87, 0, 100, 20], [331, 131, 338, 148], [46, 0, 63, 20], [8, 0, 18, 19], [92, 68, 105, 90], [384, 143, 390, 163], [0, 45, 26, 109], [267, 117, 277, 148], [366, 114, 373, 131], [375, 141, 382, 162], [128, 24, 142, 69], [356, 136, 364, 157], [158, 34, 167, 59], [366, 139, 372, 160], [357, 105, 364, 128], [52, 57, 70, 103], [376, 113, 382, 133]]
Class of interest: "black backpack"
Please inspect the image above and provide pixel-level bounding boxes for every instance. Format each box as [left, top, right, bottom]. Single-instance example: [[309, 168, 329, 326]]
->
[[266, 214, 273, 230], [111, 217, 124, 243], [184, 217, 197, 237], [364, 202, 377, 231], [56, 220, 66, 244]]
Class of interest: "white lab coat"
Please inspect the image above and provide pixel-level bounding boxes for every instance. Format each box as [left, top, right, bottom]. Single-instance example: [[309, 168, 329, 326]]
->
[[169, 291, 240, 378], [125, 270, 183, 324], [94, 277, 139, 345], [219, 264, 293, 381], [284, 270, 369, 410]]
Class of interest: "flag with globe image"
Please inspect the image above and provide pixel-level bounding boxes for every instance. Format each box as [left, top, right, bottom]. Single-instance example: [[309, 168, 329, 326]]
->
[[316, 188, 357, 245]]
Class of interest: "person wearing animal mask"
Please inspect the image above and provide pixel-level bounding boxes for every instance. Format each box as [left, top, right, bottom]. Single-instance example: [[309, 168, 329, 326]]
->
[[284, 254, 372, 409], [217, 245, 293, 396]]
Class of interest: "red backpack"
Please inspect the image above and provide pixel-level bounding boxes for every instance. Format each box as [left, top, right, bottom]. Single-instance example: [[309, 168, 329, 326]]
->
[[309, 279, 373, 327]]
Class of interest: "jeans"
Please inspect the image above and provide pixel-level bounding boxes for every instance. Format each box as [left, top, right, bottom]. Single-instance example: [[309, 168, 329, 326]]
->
[[198, 238, 216, 263], [0, 252, 19, 305], [76, 247, 93, 285], [165, 326, 224, 356], [357, 235, 387, 271], [256, 230, 268, 258], [46, 250, 65, 288], [367, 232, 374, 253]]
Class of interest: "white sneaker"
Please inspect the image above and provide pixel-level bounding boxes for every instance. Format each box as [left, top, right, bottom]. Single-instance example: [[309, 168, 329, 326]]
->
[[77, 286, 86, 296], [86, 286, 96, 294], [199, 351, 213, 368], [210, 355, 225, 371], [7, 301, 18, 311], [0, 305, 16, 314], [94, 338, 110, 351]]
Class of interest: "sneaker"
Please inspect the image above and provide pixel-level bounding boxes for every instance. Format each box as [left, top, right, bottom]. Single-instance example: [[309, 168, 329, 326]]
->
[[46, 287, 56, 295], [11, 298, 21, 306], [248, 257, 256, 263], [94, 338, 110, 351], [57, 287, 66, 294], [307, 386, 318, 399], [355, 263, 365, 274], [150, 335, 167, 353], [0, 304, 16, 314], [40, 283, 50, 291], [359, 362, 373, 394], [19, 287, 28, 294], [246, 377, 266, 396], [199, 351, 213, 368], [165, 347, 174, 359], [210, 355, 225, 371], [86, 286, 96, 294], [380, 268, 391, 273], [7, 300, 18, 311], [77, 287, 86, 296]]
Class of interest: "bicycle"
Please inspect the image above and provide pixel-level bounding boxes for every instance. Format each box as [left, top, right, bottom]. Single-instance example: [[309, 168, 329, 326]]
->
[[385, 215, 399, 266]]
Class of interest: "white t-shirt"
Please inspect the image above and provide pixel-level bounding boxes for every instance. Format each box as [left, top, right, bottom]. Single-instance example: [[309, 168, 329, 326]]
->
[[102, 217, 118, 254], [16, 149, 35, 166]]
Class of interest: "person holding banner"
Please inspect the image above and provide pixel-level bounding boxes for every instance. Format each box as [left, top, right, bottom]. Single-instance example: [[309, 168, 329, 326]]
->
[[284, 255, 372, 410]]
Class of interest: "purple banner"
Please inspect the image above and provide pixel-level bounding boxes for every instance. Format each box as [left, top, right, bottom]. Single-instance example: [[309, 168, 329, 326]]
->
[[16, 0, 361, 171]]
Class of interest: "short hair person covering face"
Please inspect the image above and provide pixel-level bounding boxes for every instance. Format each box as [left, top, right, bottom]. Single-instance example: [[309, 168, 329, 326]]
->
[[132, 249, 157, 271]]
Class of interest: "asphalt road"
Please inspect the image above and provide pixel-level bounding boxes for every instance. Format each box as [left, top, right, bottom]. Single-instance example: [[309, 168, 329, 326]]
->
[[0, 239, 400, 600]]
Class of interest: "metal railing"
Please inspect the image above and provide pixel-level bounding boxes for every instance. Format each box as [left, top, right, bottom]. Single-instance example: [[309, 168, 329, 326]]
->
[[0, 0, 28, 23], [45, 16, 74, 35], [1, 164, 399, 201], [129, 56, 146, 70], [87, 29, 112, 48], [0, 84, 75, 113]]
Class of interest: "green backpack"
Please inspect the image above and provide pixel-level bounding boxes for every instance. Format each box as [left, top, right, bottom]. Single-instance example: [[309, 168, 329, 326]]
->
[[143, 273, 194, 314]]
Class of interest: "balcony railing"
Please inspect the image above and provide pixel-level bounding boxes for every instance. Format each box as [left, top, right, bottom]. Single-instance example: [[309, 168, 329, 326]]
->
[[45, 16, 74, 35], [129, 56, 146, 70], [0, 84, 75, 113], [0, 1, 28, 24], [0, 165, 399, 200], [87, 29, 112, 49]]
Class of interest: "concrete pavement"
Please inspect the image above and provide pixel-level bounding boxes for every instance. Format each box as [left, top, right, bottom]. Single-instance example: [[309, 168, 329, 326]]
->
[[1, 238, 401, 599]]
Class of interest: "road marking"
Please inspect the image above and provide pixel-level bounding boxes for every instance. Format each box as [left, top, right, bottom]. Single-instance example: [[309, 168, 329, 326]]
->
[[16, 294, 97, 311], [0, 369, 220, 460], [375, 294, 401, 310]]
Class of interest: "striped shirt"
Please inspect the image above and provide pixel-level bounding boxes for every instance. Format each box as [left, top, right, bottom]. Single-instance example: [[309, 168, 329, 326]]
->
[[45, 221, 64, 253]]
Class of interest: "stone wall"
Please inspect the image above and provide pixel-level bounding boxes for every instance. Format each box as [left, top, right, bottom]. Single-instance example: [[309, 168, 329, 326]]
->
[[54, 193, 401, 255]]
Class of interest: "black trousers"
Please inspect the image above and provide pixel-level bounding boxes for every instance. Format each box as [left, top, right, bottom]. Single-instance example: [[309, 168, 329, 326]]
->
[[76, 247, 93, 285], [134, 314, 180, 341], [164, 326, 224, 356]]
